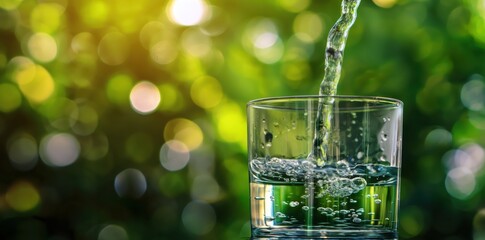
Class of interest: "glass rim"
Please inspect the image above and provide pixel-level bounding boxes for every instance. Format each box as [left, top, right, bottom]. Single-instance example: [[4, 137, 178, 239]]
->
[[247, 95, 403, 111]]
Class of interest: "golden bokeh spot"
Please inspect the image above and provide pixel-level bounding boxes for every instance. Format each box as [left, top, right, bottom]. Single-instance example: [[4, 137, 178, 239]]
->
[[139, 21, 165, 50], [98, 32, 130, 65], [164, 118, 203, 150], [0, 83, 22, 112], [5, 181, 40, 212], [30, 3, 64, 33], [71, 32, 96, 54], [212, 101, 246, 148], [28, 32, 58, 63], [80, 0, 109, 28], [14, 63, 55, 104], [0, 0, 24, 10], [190, 76, 223, 109], [276, 0, 310, 13], [293, 11, 324, 43], [372, 0, 397, 8]]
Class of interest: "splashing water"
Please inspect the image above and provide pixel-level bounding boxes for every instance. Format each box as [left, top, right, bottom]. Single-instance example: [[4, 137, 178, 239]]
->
[[311, 0, 361, 166]]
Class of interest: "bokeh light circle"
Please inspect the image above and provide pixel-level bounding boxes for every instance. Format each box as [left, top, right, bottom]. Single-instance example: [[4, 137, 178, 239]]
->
[[182, 200, 216, 235], [40, 133, 80, 167], [461, 77, 485, 111], [129, 81, 161, 115], [98, 32, 129, 65], [7, 134, 38, 171], [160, 140, 190, 171], [445, 167, 476, 200], [98, 224, 129, 240], [28, 33, 58, 63], [191, 174, 220, 202], [163, 118, 203, 150], [167, 0, 208, 26], [372, 0, 397, 8], [5, 181, 41, 212], [114, 168, 147, 198], [12, 59, 55, 104], [293, 11, 323, 43], [190, 76, 223, 109]]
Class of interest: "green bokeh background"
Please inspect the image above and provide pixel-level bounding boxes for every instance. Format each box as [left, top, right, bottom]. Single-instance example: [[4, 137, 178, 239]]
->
[[1, 0, 485, 239]]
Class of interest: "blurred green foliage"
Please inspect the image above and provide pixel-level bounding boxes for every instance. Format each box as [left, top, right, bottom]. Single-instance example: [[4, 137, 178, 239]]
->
[[1, 0, 485, 239]]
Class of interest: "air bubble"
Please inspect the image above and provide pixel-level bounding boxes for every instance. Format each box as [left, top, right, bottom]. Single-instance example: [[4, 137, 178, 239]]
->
[[385, 218, 390, 221], [289, 201, 299, 207], [374, 199, 382, 204], [373, 194, 379, 198], [341, 202, 347, 206], [254, 196, 264, 200], [356, 151, 364, 159], [350, 199, 357, 203], [302, 206, 310, 211], [276, 212, 286, 218], [353, 218, 362, 223], [351, 177, 367, 191], [265, 216, 275, 221], [273, 122, 280, 127]]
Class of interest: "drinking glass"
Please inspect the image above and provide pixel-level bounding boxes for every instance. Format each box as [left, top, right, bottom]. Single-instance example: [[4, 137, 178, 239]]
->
[[247, 95, 403, 239]]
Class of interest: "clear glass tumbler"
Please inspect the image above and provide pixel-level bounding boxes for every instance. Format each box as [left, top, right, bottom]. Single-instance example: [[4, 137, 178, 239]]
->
[[247, 95, 403, 239]]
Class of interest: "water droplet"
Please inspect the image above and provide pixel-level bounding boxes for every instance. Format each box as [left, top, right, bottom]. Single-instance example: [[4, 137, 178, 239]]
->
[[302, 206, 310, 211], [289, 201, 299, 207], [374, 199, 382, 204], [264, 129, 273, 143], [381, 132, 388, 141]]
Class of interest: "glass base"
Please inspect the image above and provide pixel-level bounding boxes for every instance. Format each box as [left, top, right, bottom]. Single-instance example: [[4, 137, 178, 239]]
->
[[251, 228, 398, 239]]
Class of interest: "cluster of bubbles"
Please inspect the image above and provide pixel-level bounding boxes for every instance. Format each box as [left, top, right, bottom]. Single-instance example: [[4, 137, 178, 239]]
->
[[251, 158, 369, 198]]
